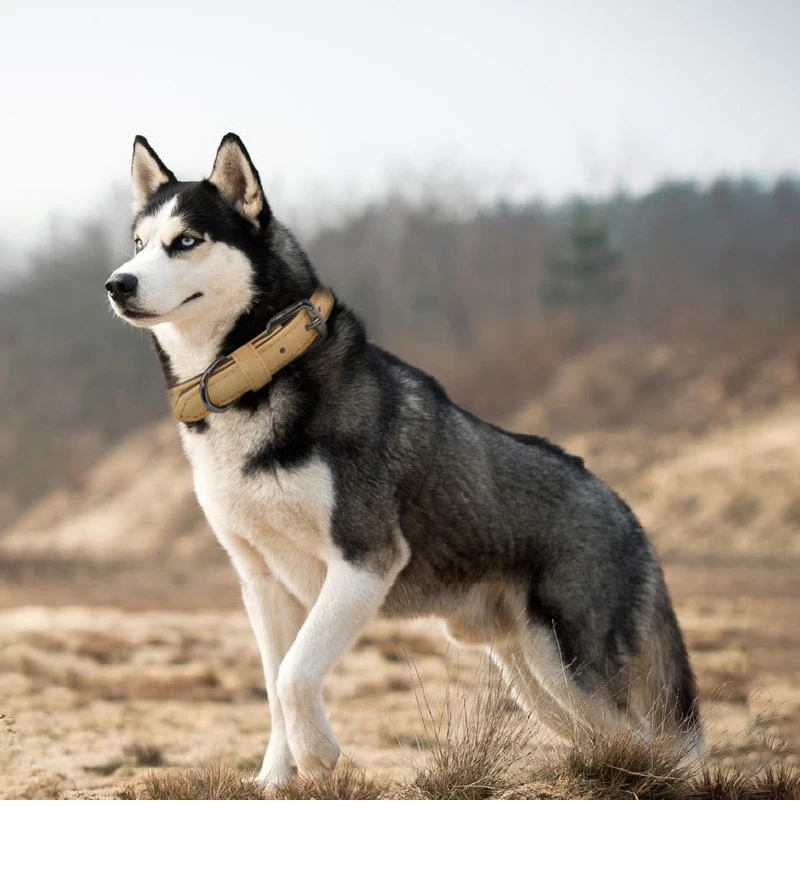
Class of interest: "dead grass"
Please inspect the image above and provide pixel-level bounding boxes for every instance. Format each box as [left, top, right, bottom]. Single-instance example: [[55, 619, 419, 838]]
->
[[533, 731, 692, 800], [116, 688, 800, 800], [397, 661, 534, 800], [271, 761, 386, 800], [121, 762, 267, 800], [692, 762, 800, 799], [110, 652, 800, 801], [116, 733, 800, 800], [121, 759, 384, 800]]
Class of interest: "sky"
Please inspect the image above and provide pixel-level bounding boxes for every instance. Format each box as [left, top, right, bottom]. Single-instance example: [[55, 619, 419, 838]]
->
[[1, 0, 798, 246]]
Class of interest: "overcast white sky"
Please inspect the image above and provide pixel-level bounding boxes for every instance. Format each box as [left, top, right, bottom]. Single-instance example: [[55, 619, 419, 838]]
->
[[1, 0, 798, 246]]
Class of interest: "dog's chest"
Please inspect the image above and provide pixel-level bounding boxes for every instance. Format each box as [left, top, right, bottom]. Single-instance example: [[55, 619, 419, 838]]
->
[[180, 413, 335, 557]]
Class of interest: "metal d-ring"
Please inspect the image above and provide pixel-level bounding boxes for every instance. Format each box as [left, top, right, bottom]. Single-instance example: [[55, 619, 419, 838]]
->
[[198, 356, 231, 414]]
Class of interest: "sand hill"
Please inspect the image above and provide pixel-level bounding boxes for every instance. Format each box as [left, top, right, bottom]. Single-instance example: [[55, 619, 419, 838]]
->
[[0, 422, 213, 561], [559, 406, 800, 560]]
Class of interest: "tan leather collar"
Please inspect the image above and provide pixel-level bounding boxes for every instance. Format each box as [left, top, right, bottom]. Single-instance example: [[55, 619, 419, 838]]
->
[[168, 286, 335, 423]]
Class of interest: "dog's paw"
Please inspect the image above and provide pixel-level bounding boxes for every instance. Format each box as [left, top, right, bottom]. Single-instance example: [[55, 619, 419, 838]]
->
[[252, 766, 295, 789], [253, 747, 297, 788], [289, 728, 340, 778], [278, 676, 340, 778]]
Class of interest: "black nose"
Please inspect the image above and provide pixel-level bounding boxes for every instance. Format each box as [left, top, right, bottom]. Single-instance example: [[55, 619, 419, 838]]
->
[[105, 273, 138, 299]]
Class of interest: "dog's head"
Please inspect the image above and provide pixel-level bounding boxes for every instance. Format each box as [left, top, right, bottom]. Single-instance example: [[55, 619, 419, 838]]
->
[[106, 134, 284, 330]]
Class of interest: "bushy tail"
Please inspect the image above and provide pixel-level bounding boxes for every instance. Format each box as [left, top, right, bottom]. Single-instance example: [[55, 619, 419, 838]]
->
[[634, 582, 704, 759]]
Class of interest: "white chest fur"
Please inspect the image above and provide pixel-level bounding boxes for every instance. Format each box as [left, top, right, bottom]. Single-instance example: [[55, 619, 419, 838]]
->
[[153, 295, 339, 606], [180, 411, 338, 577]]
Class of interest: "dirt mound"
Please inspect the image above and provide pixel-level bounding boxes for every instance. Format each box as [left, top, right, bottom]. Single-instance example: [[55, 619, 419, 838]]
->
[[0, 422, 212, 561], [513, 334, 800, 436], [561, 403, 800, 560], [629, 406, 800, 559]]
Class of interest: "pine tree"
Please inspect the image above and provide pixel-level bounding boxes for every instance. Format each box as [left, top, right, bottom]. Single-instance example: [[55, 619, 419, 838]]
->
[[540, 202, 625, 318]]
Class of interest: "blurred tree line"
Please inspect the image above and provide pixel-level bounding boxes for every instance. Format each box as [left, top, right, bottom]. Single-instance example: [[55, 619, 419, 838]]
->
[[1, 177, 799, 520]]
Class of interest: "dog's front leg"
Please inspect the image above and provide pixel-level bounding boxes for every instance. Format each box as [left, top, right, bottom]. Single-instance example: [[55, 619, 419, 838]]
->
[[222, 534, 307, 786], [276, 555, 402, 777], [241, 574, 307, 785]]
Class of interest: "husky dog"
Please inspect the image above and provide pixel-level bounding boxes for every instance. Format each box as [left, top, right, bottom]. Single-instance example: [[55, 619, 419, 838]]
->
[[106, 134, 702, 784]]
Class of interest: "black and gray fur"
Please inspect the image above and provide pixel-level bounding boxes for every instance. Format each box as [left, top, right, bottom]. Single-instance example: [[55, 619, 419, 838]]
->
[[107, 135, 702, 779]]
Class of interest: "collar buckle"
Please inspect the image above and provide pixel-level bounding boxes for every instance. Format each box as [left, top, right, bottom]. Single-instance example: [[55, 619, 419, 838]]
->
[[264, 298, 328, 341]]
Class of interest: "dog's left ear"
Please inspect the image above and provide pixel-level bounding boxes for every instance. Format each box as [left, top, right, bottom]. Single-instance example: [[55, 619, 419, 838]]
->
[[208, 133, 270, 228]]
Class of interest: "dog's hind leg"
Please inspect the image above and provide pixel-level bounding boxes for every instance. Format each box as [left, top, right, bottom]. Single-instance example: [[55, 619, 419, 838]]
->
[[443, 587, 581, 740], [490, 640, 581, 741], [277, 543, 409, 778], [221, 532, 307, 786], [517, 621, 651, 741]]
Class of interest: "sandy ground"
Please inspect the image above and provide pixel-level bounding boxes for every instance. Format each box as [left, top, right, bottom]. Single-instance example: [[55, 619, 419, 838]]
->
[[1, 559, 798, 799]]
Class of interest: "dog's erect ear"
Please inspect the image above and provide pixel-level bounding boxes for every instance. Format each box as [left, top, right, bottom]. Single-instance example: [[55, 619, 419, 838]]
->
[[131, 136, 176, 215], [208, 133, 269, 227]]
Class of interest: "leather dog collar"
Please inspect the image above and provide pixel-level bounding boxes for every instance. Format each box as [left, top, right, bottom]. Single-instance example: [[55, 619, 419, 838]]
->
[[168, 286, 335, 423]]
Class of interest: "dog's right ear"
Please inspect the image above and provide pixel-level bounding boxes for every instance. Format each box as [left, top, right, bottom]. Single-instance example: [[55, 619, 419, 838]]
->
[[131, 136, 176, 215]]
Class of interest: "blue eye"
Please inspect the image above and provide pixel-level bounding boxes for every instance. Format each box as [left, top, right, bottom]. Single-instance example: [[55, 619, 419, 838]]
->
[[134, 238, 143, 253], [180, 235, 197, 248]]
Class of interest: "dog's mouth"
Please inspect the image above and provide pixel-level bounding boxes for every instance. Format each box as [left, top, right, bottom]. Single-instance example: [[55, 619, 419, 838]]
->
[[114, 292, 204, 322], [116, 304, 159, 320]]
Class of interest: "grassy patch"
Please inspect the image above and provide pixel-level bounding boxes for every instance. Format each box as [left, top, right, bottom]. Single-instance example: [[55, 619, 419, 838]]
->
[[116, 739, 800, 800], [113, 668, 799, 801], [272, 762, 385, 800], [398, 664, 533, 800], [123, 762, 266, 800]]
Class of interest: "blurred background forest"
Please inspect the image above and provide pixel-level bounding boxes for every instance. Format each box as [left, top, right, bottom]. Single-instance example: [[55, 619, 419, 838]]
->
[[2, 177, 799, 523]]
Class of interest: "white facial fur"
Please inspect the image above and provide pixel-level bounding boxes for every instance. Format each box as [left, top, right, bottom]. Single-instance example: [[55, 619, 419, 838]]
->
[[107, 196, 255, 355]]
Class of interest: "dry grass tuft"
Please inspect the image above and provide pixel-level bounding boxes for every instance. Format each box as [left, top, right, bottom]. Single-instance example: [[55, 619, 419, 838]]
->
[[517, 730, 800, 800], [692, 761, 800, 800], [397, 661, 534, 800], [271, 760, 385, 800], [127, 762, 267, 800], [544, 731, 692, 800], [119, 760, 386, 801]]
